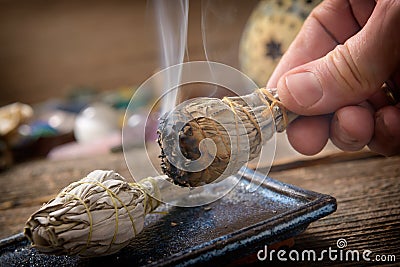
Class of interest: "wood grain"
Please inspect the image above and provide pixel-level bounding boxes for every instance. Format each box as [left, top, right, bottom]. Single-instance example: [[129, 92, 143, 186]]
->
[[0, 151, 399, 266], [269, 156, 400, 266]]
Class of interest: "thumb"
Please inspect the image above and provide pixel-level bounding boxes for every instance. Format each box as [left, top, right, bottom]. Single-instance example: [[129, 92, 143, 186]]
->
[[277, 1, 400, 116]]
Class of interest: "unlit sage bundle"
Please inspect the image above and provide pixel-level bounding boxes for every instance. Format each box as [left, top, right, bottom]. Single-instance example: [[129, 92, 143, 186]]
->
[[158, 88, 297, 187], [24, 170, 162, 257]]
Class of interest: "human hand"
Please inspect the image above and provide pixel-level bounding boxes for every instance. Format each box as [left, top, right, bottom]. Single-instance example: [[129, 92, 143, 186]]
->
[[267, 0, 400, 156]]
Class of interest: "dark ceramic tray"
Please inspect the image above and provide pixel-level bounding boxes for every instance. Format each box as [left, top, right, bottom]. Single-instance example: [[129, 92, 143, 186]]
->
[[0, 168, 336, 266]]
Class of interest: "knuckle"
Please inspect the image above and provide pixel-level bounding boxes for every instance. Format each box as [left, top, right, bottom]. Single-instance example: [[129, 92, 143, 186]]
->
[[325, 44, 373, 97], [380, 0, 400, 9]]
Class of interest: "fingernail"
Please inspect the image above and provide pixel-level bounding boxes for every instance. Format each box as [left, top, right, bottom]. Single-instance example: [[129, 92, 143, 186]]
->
[[285, 72, 323, 108]]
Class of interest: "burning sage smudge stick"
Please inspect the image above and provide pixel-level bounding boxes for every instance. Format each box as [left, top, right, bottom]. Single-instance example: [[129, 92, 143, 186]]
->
[[24, 170, 163, 257], [158, 88, 298, 187]]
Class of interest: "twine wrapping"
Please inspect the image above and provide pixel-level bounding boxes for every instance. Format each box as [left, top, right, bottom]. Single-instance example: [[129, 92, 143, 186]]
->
[[257, 88, 289, 130], [24, 170, 162, 257]]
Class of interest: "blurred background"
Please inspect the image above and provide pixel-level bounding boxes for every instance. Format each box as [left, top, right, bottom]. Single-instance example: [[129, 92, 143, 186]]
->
[[0, 0, 261, 105], [0, 0, 338, 171]]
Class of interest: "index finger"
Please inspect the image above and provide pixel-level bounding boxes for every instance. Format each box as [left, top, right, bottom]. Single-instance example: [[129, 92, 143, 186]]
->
[[267, 0, 376, 88]]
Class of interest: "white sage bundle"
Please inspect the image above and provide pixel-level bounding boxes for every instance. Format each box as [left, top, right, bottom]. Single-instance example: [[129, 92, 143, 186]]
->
[[24, 170, 162, 257], [158, 88, 298, 187]]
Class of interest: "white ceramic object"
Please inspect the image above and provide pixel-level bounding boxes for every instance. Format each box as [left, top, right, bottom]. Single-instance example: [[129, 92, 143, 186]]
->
[[74, 103, 119, 144]]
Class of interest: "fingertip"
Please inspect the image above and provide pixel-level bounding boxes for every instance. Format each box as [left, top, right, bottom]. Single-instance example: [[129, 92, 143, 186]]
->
[[368, 106, 400, 156], [276, 76, 292, 109], [286, 116, 330, 156], [330, 106, 374, 151]]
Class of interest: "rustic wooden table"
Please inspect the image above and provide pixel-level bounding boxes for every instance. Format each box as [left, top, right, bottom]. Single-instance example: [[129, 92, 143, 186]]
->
[[0, 150, 399, 266]]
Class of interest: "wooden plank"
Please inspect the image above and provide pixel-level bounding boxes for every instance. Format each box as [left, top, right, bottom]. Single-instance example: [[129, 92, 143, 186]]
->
[[0, 151, 399, 266], [267, 156, 400, 266]]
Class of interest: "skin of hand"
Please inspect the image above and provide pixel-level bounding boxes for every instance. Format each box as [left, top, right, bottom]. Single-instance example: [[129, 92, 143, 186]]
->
[[267, 0, 400, 156]]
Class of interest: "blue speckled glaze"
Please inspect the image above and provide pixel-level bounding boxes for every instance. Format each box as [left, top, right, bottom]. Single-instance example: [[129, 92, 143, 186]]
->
[[0, 167, 336, 267], [171, 168, 337, 267]]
